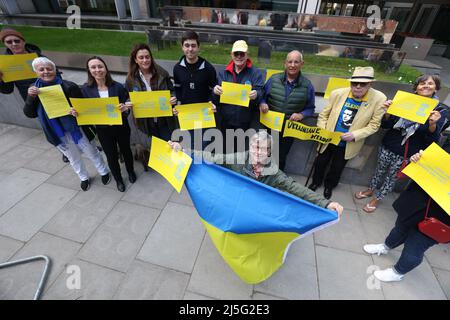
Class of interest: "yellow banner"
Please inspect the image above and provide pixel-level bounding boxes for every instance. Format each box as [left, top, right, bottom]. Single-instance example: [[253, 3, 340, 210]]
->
[[177, 102, 216, 131], [0, 53, 38, 82], [402, 142, 450, 215], [324, 77, 349, 99], [70, 97, 122, 125], [220, 81, 251, 107], [387, 90, 438, 124], [129, 90, 172, 118], [38, 85, 72, 119], [283, 120, 342, 145], [260, 110, 285, 132], [265, 69, 283, 82], [148, 136, 193, 193]]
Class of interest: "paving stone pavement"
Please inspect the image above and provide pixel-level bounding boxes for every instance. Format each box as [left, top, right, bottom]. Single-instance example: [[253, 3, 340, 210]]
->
[[0, 123, 448, 300]]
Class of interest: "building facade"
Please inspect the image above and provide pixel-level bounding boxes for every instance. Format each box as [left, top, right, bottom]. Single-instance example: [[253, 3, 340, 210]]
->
[[0, 0, 448, 43]]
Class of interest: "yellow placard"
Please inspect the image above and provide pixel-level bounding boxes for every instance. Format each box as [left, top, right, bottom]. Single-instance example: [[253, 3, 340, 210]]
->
[[38, 85, 72, 119], [148, 136, 193, 193], [402, 142, 450, 215], [0, 53, 38, 82], [220, 81, 251, 107], [265, 69, 283, 82], [177, 102, 216, 131], [387, 90, 438, 124], [324, 77, 349, 99], [283, 120, 342, 145], [70, 97, 122, 125], [260, 110, 285, 132], [129, 90, 172, 118]]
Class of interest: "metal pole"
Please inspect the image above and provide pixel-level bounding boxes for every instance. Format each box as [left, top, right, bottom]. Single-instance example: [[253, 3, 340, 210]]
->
[[0, 255, 51, 300]]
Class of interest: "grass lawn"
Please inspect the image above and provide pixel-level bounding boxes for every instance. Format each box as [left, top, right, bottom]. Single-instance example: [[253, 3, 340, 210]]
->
[[1, 25, 421, 84]]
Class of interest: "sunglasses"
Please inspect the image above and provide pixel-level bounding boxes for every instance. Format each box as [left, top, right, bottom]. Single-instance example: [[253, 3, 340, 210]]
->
[[233, 51, 246, 57], [5, 39, 22, 45], [350, 82, 369, 87]]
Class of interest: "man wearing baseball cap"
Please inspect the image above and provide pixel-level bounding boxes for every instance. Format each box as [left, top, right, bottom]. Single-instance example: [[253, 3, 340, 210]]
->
[[308, 66, 386, 199], [213, 40, 264, 153]]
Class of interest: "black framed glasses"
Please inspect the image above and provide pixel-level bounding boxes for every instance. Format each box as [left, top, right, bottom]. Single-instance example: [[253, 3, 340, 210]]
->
[[5, 39, 22, 45], [350, 82, 369, 87]]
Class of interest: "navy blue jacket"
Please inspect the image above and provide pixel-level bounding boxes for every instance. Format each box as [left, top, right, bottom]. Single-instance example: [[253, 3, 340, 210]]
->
[[214, 59, 264, 128], [81, 81, 130, 130], [381, 103, 448, 157]]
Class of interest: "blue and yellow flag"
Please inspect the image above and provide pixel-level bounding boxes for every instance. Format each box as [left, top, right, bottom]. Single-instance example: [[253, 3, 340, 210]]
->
[[185, 161, 338, 284]]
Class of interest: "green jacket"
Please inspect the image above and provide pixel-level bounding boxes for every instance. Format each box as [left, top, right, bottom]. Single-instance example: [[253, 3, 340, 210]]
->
[[192, 150, 331, 209], [267, 72, 310, 117]]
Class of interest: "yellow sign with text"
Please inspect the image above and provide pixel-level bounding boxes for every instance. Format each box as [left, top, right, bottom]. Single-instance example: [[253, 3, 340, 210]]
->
[[324, 77, 349, 99], [38, 85, 72, 119], [0, 53, 38, 82], [70, 97, 122, 125], [260, 110, 285, 132], [220, 81, 251, 107], [283, 120, 342, 145], [177, 103, 216, 131], [129, 90, 172, 118], [148, 136, 193, 193], [387, 90, 438, 124], [402, 142, 450, 215], [265, 69, 283, 82]]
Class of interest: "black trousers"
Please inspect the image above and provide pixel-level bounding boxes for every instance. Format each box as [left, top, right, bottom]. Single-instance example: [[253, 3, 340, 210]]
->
[[220, 121, 251, 154], [277, 136, 294, 172], [312, 144, 348, 189], [96, 124, 134, 182]]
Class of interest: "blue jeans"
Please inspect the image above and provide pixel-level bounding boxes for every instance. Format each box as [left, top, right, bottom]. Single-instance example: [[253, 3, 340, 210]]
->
[[385, 218, 437, 275]]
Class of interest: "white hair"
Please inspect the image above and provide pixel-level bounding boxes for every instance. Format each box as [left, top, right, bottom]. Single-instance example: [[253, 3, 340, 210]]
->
[[32, 57, 56, 72], [250, 131, 273, 148]]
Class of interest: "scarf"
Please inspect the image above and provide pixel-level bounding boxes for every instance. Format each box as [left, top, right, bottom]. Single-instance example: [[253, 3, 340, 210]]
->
[[35, 76, 82, 146], [393, 94, 439, 145]]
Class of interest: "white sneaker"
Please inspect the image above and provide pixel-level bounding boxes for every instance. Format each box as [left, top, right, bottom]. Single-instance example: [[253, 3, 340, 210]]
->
[[374, 268, 404, 282], [363, 243, 389, 256]]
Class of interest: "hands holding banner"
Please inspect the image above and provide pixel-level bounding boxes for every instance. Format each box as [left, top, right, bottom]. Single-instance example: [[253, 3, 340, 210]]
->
[[215, 82, 254, 107], [0, 52, 38, 82], [383, 98, 442, 128], [385, 90, 438, 124], [402, 143, 450, 215]]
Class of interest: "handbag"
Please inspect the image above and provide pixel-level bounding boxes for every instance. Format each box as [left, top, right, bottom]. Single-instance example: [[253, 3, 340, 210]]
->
[[396, 139, 409, 179], [418, 198, 450, 243]]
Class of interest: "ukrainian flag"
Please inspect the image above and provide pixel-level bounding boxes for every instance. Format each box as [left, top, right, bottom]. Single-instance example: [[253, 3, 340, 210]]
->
[[185, 161, 339, 284]]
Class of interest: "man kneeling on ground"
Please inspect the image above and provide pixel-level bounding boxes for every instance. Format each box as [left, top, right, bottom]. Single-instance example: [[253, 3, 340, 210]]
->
[[169, 131, 343, 216]]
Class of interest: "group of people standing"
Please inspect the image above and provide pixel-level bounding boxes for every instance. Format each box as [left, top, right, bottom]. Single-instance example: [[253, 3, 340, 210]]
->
[[0, 27, 449, 283]]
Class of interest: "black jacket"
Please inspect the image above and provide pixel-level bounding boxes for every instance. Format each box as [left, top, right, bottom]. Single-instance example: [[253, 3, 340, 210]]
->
[[81, 81, 130, 130], [1, 43, 44, 100], [392, 140, 450, 231], [173, 56, 217, 104]]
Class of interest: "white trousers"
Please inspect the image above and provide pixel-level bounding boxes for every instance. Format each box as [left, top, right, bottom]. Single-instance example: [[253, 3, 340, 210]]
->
[[56, 132, 109, 181]]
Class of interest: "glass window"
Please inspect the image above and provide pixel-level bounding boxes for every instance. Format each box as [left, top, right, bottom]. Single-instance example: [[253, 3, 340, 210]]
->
[[390, 7, 410, 32]]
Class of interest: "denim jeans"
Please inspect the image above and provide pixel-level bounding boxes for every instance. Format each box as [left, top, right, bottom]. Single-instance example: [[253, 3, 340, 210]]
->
[[385, 217, 437, 275]]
